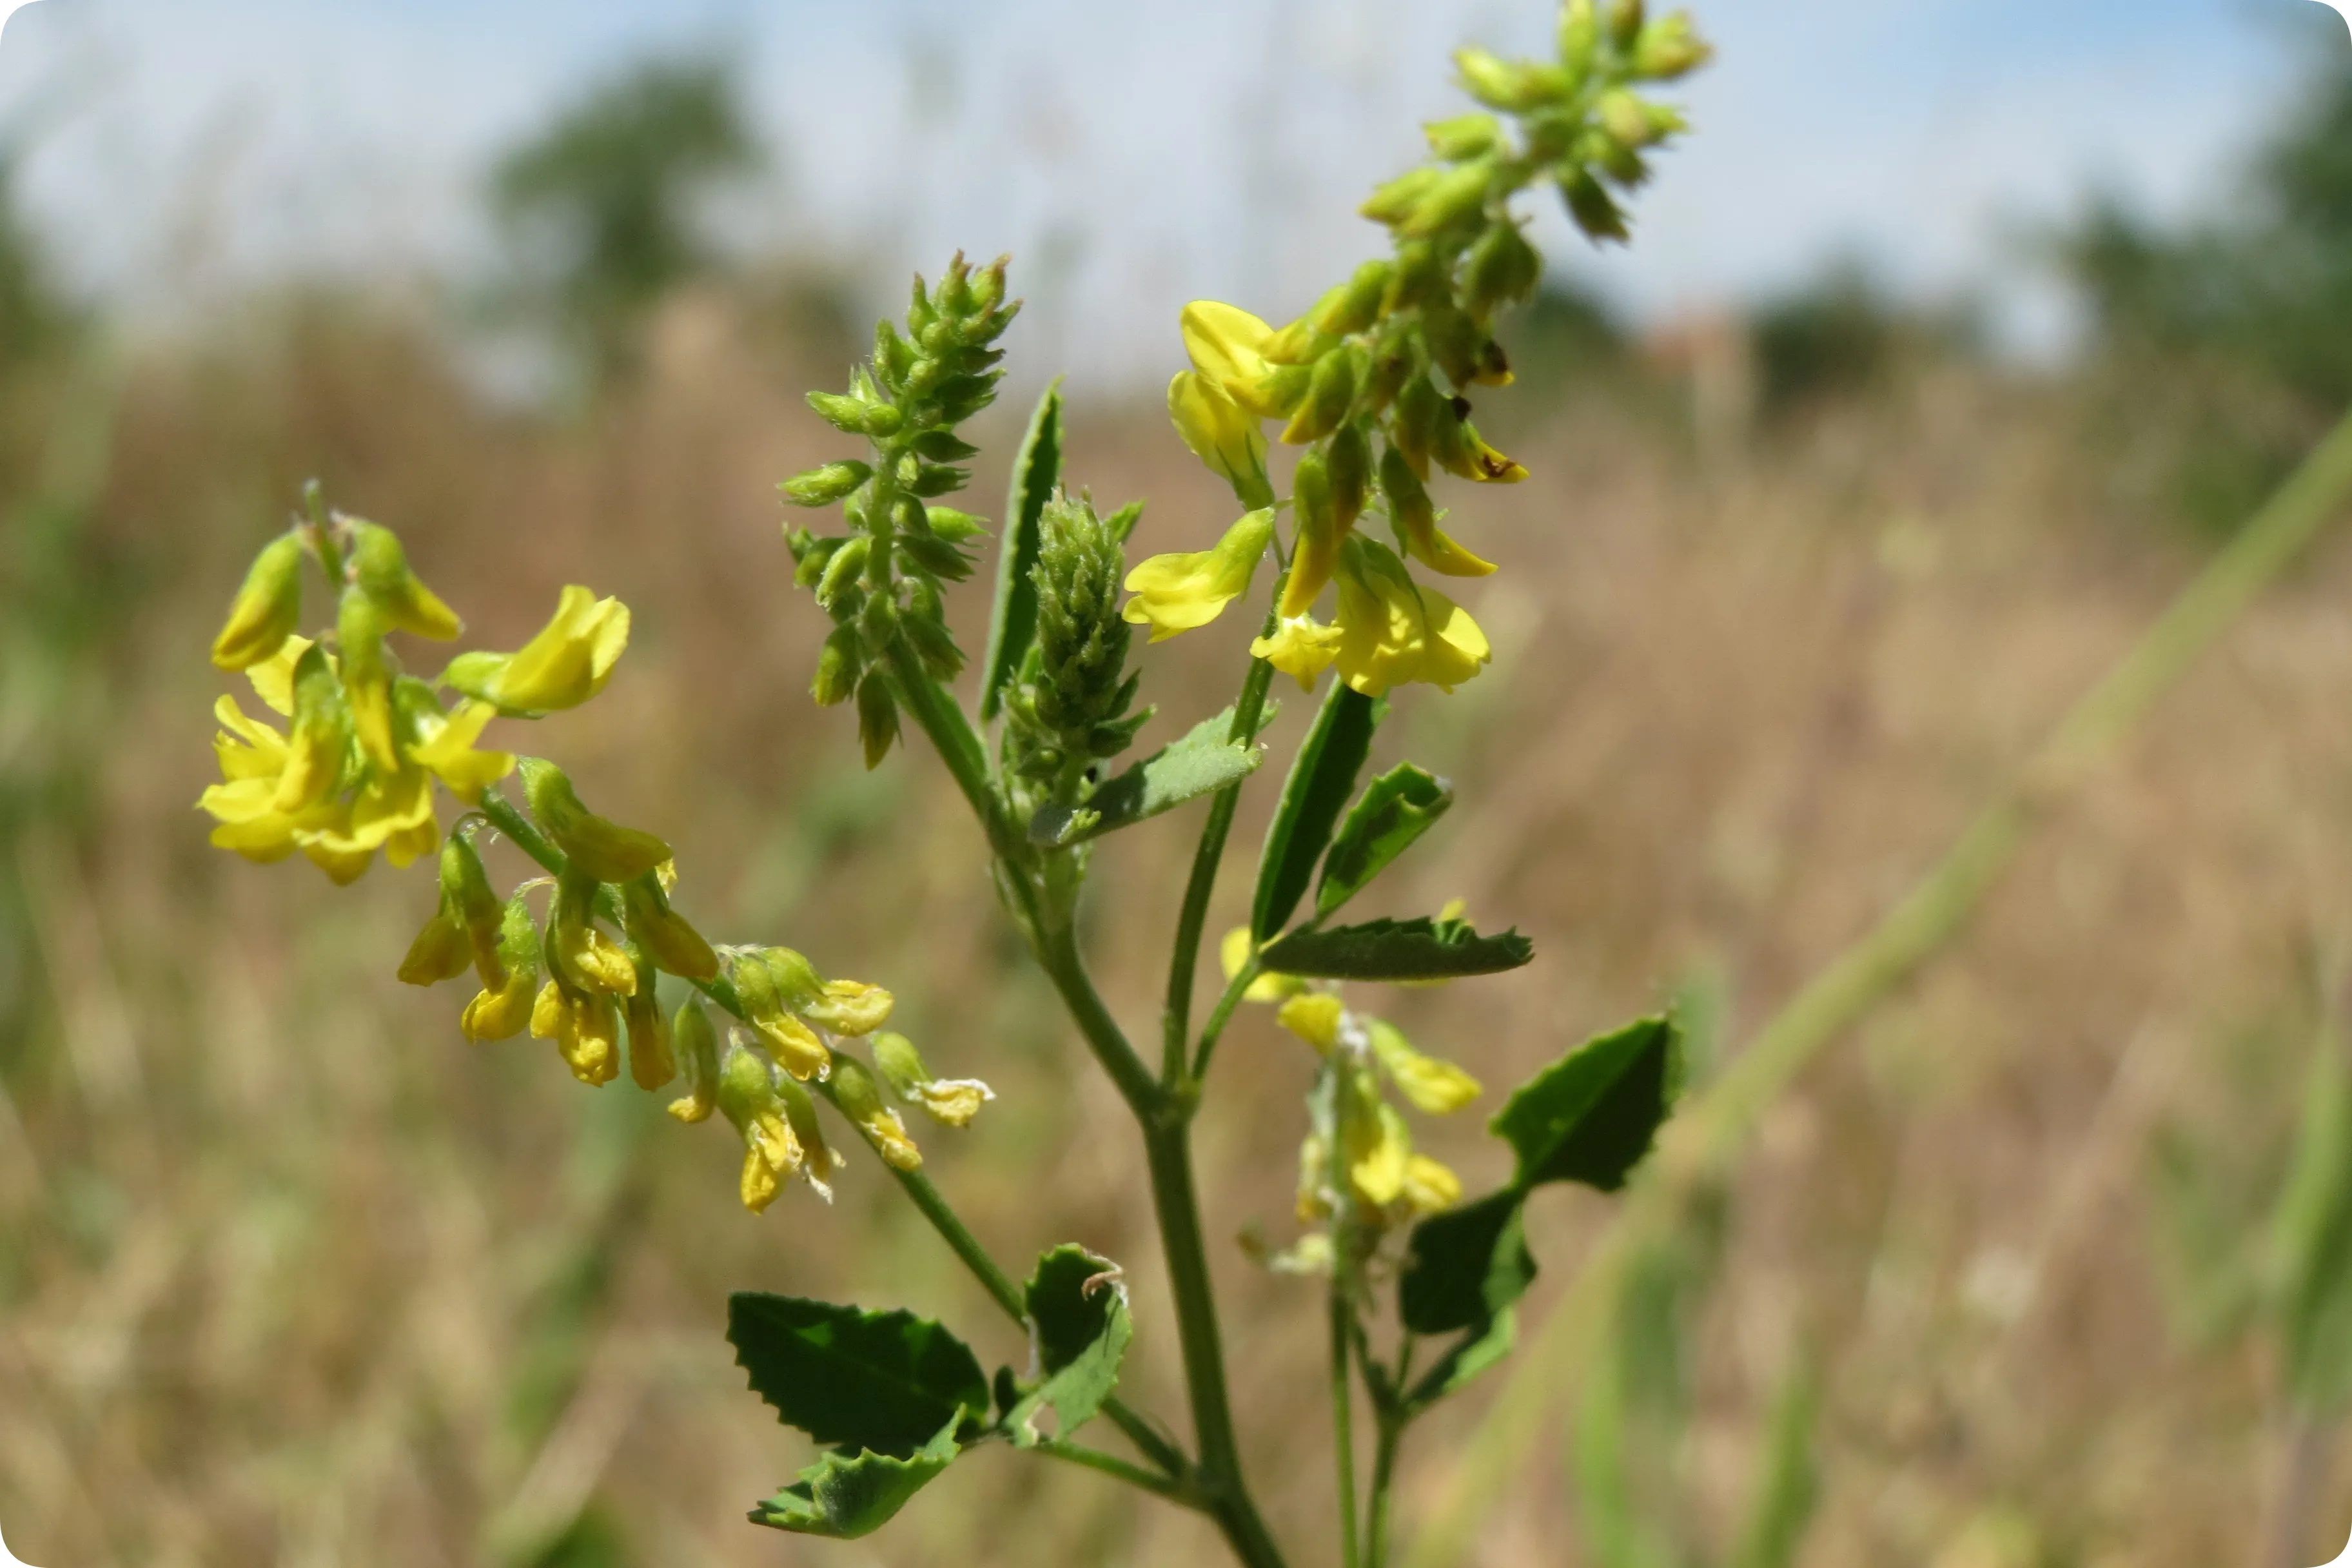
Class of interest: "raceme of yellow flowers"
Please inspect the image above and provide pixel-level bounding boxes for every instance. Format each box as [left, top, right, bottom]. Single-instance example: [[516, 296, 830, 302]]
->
[[198, 493, 987, 1215], [1122, 0, 1707, 698]]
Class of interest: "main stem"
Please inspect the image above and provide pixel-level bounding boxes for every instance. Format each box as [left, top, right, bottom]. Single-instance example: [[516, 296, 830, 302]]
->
[[889, 649, 1287, 1568]]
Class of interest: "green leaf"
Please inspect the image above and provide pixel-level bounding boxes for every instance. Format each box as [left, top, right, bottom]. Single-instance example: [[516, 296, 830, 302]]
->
[[1315, 763, 1453, 919], [1251, 682, 1380, 941], [979, 378, 1062, 721], [1408, 1308, 1518, 1407], [728, 1294, 990, 1458], [1029, 705, 1264, 847], [1005, 1245, 1133, 1447], [749, 1417, 960, 1537], [1491, 1015, 1682, 1193], [1398, 1188, 1535, 1335], [1257, 916, 1533, 982]]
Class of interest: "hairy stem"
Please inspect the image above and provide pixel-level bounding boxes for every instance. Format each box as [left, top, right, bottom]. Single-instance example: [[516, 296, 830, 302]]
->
[[1192, 957, 1262, 1084]]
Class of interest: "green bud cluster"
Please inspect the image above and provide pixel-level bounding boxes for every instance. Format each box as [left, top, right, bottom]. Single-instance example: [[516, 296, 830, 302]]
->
[[1250, 0, 1707, 573], [997, 493, 1152, 820], [782, 252, 1019, 769]]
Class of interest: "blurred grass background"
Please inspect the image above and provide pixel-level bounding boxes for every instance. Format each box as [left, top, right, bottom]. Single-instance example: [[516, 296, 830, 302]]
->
[[7, 15, 2352, 1568]]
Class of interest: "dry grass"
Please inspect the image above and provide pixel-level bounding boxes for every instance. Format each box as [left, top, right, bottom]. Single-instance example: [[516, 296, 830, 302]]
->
[[3, 286, 2350, 1567]]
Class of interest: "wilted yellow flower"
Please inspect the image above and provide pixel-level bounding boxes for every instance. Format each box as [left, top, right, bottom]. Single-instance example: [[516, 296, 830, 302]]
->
[[1168, 371, 1273, 507], [551, 874, 638, 997], [211, 534, 306, 672], [1368, 1019, 1481, 1113], [463, 963, 539, 1041], [1250, 615, 1344, 691], [800, 978, 894, 1037], [667, 1000, 721, 1123], [625, 988, 675, 1092], [830, 1055, 922, 1171], [531, 981, 621, 1086], [1122, 508, 1275, 642], [1276, 993, 1345, 1054], [444, 585, 630, 714], [872, 1032, 995, 1128], [1220, 926, 1304, 1003], [1331, 539, 1491, 696], [718, 1039, 807, 1213]]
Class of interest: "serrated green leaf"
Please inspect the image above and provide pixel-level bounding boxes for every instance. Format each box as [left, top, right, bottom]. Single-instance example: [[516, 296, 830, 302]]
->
[[1257, 916, 1533, 981], [1398, 1188, 1534, 1335], [749, 1417, 960, 1537], [979, 378, 1062, 720], [1252, 682, 1380, 941], [1316, 763, 1453, 919], [1491, 1015, 1681, 1193], [1029, 705, 1264, 847], [1006, 1245, 1132, 1447], [729, 1294, 989, 1458]]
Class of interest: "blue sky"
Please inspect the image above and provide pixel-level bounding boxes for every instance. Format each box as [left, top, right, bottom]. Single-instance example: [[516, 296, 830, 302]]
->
[[0, 0, 2341, 384]]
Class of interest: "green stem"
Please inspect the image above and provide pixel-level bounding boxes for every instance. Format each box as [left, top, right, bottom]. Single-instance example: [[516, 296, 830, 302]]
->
[[1330, 1288, 1362, 1568], [1191, 958, 1262, 1084], [885, 637, 1017, 859], [1365, 1415, 1402, 1568], [1403, 404, 2352, 1568], [1036, 1439, 1204, 1506], [1037, 922, 1170, 1122], [1161, 599, 1285, 1090]]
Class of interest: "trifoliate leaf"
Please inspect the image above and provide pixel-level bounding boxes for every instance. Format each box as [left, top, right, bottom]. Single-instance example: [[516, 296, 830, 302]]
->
[[1316, 763, 1453, 920], [1257, 916, 1532, 981], [1253, 682, 1381, 941], [1029, 705, 1264, 847]]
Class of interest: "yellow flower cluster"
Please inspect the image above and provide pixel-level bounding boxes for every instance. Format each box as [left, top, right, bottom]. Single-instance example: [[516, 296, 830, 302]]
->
[[1221, 928, 1478, 1231], [199, 512, 633, 885], [1122, 301, 1503, 698]]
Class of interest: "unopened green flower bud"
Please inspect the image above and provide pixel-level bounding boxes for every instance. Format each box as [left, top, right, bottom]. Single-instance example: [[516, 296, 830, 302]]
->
[[902, 582, 966, 681], [1424, 302, 1486, 389], [857, 589, 896, 654], [1608, 0, 1645, 48], [518, 757, 673, 885], [1465, 221, 1543, 318], [462, 894, 542, 1041], [1327, 422, 1372, 535], [1559, 0, 1600, 78], [1560, 165, 1630, 242], [1400, 159, 1496, 240], [912, 429, 980, 463], [910, 463, 968, 499], [440, 830, 505, 987], [812, 623, 862, 707], [668, 1001, 720, 1123], [1424, 113, 1503, 162], [1315, 259, 1393, 338], [923, 506, 989, 543], [1262, 308, 1333, 367], [856, 671, 898, 770], [816, 536, 870, 608], [1360, 167, 1440, 227], [1390, 375, 1448, 478], [1454, 47, 1571, 112], [1282, 345, 1363, 446], [211, 533, 306, 671], [621, 872, 720, 981], [805, 390, 877, 435], [898, 529, 975, 583], [1634, 10, 1710, 79], [781, 461, 873, 508], [337, 587, 400, 773], [348, 520, 461, 641]]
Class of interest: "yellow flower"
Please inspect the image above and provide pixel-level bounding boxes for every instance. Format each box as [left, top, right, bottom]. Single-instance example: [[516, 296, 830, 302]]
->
[[1250, 615, 1344, 691], [667, 1000, 720, 1123], [620, 874, 720, 981], [463, 963, 539, 1041], [625, 988, 675, 1092], [754, 1011, 835, 1083], [799, 977, 894, 1038], [348, 520, 462, 641], [1220, 926, 1304, 1003], [1348, 1101, 1413, 1206], [1276, 993, 1344, 1054], [1331, 538, 1491, 696], [1368, 1019, 1481, 1113], [444, 585, 630, 714], [1168, 371, 1273, 508], [1380, 445, 1496, 578], [337, 588, 401, 774], [531, 981, 621, 1086], [551, 873, 638, 996], [1122, 508, 1275, 642], [872, 1032, 995, 1128], [244, 634, 314, 718], [1279, 449, 1344, 619], [407, 698, 514, 804], [211, 534, 306, 672], [1180, 300, 1277, 410], [1401, 1153, 1463, 1214]]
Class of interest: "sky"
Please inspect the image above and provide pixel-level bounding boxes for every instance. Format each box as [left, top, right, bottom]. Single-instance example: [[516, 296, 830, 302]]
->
[[0, 0, 2342, 386]]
